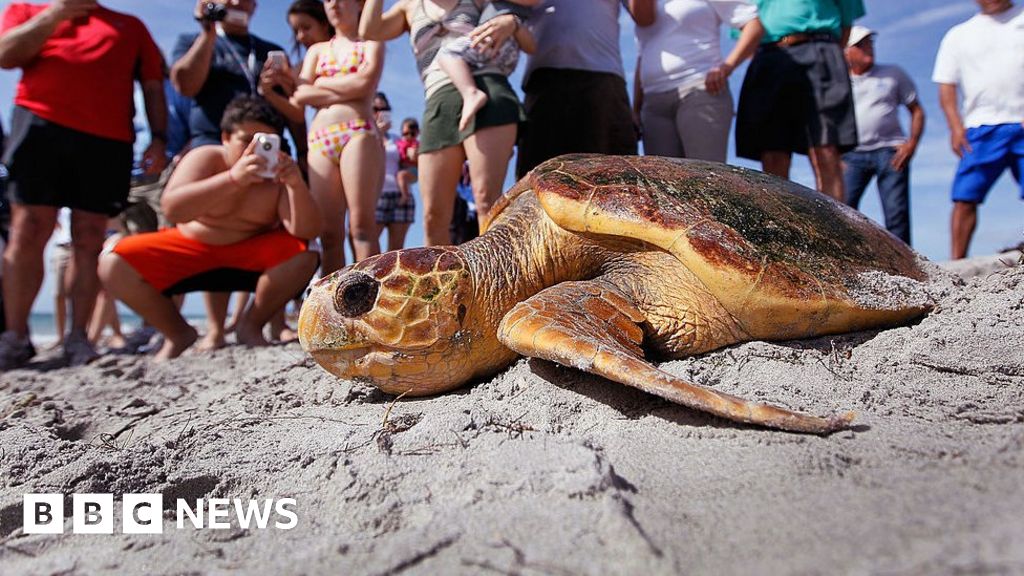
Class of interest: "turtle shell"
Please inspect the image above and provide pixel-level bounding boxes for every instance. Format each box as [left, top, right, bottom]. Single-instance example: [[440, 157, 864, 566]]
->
[[506, 154, 932, 337]]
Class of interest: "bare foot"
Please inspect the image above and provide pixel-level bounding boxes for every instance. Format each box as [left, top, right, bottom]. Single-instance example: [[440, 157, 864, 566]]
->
[[275, 327, 299, 343], [197, 331, 226, 352], [236, 320, 270, 348], [459, 88, 488, 132], [154, 326, 199, 361], [107, 334, 128, 349]]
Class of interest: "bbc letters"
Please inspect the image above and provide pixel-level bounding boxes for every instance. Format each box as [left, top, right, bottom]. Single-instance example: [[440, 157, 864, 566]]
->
[[24, 494, 298, 534]]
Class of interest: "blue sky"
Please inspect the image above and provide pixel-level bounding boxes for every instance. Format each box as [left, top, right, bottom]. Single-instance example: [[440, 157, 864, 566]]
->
[[1, 0, 1021, 315]]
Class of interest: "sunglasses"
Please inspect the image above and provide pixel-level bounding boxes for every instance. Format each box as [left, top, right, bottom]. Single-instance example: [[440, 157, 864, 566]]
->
[[374, 106, 391, 112]]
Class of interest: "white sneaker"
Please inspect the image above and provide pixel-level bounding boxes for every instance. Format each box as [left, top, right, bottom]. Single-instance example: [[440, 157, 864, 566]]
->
[[64, 332, 99, 367], [0, 330, 35, 370]]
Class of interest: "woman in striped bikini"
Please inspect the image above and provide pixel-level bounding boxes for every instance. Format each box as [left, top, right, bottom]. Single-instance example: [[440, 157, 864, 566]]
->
[[293, 0, 385, 274]]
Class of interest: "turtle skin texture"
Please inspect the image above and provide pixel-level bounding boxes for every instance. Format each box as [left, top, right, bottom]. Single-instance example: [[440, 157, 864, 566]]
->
[[300, 155, 934, 434]]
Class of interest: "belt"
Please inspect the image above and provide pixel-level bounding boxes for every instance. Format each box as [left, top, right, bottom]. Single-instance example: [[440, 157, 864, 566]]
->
[[773, 32, 837, 47]]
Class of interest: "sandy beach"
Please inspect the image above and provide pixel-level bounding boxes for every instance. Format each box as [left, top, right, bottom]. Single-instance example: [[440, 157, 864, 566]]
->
[[1, 255, 1022, 575]]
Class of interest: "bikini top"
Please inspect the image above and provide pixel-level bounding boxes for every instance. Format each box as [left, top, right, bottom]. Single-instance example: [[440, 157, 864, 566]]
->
[[315, 37, 366, 78]]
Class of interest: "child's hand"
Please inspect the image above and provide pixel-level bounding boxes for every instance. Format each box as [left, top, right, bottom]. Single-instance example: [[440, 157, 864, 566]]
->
[[275, 153, 305, 187], [229, 139, 268, 188]]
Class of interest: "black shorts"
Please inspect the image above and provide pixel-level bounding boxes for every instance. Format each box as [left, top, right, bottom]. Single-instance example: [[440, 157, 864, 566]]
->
[[517, 68, 638, 178], [3, 106, 133, 216], [735, 39, 858, 160]]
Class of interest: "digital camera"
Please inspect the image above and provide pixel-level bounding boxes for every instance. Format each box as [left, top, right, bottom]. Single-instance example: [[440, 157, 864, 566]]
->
[[199, 2, 227, 22]]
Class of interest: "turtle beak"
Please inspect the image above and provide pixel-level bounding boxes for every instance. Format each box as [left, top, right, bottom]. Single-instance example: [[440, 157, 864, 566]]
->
[[298, 276, 372, 357]]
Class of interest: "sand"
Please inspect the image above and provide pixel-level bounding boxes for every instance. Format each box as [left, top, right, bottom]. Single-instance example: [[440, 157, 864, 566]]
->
[[1, 260, 1023, 575]]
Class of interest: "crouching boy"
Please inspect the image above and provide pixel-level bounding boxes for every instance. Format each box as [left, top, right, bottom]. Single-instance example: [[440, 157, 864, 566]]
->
[[100, 97, 321, 360]]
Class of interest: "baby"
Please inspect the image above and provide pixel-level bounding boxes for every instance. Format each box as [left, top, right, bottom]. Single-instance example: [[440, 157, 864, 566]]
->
[[436, 1, 537, 131], [396, 117, 419, 204]]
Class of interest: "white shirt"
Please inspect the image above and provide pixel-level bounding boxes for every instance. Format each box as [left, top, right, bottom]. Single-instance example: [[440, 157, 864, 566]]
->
[[932, 4, 1024, 128], [851, 64, 917, 151], [636, 0, 757, 95]]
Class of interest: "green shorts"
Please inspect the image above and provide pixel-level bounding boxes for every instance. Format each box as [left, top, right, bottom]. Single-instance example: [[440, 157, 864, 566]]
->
[[419, 74, 525, 154]]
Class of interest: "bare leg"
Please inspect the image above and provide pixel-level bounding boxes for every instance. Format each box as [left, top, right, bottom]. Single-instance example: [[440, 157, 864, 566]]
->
[[224, 292, 249, 333], [53, 253, 69, 346], [236, 252, 319, 347], [419, 146, 466, 246], [464, 124, 517, 228], [199, 292, 229, 350], [88, 289, 109, 343], [3, 205, 58, 336], [67, 210, 108, 336], [761, 151, 792, 179], [99, 253, 197, 360], [808, 145, 845, 202], [340, 134, 384, 262], [308, 147, 347, 275], [951, 201, 978, 260], [386, 223, 411, 252], [268, 308, 297, 342], [397, 169, 415, 203], [438, 55, 488, 132]]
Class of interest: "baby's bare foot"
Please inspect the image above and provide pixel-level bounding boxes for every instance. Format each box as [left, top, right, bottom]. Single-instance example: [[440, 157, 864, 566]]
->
[[459, 89, 488, 132]]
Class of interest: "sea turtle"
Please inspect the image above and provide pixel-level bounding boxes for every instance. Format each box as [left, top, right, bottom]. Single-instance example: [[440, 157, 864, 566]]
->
[[298, 155, 933, 434]]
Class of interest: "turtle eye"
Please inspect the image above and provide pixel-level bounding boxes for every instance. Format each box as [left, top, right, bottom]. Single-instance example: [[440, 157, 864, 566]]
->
[[333, 272, 379, 317]]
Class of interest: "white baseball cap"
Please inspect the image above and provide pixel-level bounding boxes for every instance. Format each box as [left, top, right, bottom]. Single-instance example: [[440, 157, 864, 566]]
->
[[847, 25, 876, 48]]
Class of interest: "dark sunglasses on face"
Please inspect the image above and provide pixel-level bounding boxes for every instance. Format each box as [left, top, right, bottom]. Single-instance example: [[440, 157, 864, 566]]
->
[[374, 106, 391, 112]]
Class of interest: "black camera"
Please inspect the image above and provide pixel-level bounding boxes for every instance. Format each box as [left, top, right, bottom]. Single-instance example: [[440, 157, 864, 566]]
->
[[199, 2, 227, 22]]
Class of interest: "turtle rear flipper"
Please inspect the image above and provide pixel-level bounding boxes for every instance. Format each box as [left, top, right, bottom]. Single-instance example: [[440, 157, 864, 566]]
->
[[496, 280, 854, 435]]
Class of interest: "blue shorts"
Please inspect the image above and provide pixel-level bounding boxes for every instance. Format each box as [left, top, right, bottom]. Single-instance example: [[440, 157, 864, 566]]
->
[[951, 123, 1024, 204]]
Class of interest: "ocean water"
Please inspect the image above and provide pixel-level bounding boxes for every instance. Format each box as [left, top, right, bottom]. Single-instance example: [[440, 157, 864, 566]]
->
[[28, 312, 207, 345]]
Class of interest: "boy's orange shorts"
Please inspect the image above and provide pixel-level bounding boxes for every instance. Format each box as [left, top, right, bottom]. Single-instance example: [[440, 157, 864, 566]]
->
[[111, 227, 309, 294]]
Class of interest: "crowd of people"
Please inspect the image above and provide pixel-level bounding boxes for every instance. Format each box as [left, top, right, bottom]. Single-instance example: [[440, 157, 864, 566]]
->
[[0, 0, 1020, 370]]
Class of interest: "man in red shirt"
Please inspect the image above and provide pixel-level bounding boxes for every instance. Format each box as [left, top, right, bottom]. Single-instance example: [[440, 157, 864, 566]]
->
[[0, 0, 167, 368]]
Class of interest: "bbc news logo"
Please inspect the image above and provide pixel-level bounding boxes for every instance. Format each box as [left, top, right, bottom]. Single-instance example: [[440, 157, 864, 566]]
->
[[23, 494, 298, 534]]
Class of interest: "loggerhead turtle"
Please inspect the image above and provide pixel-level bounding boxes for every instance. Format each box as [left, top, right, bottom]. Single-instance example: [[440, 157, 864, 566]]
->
[[298, 155, 934, 434]]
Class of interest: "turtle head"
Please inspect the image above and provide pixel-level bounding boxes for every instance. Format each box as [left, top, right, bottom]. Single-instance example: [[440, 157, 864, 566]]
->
[[299, 247, 485, 396]]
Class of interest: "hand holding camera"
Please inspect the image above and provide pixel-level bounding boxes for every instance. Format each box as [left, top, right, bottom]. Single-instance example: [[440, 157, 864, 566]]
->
[[194, 0, 249, 28], [229, 137, 272, 188]]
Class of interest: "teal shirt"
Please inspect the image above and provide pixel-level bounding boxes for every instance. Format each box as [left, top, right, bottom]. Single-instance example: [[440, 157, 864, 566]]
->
[[755, 0, 866, 43]]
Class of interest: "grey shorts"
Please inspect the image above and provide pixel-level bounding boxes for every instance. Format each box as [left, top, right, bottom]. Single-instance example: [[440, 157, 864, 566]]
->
[[419, 74, 525, 154], [736, 39, 858, 160]]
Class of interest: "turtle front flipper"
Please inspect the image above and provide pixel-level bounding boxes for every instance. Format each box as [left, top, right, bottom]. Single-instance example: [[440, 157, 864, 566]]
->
[[496, 281, 853, 435]]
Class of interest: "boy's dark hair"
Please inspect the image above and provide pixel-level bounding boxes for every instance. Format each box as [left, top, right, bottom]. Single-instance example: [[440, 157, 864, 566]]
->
[[401, 117, 419, 131], [220, 96, 285, 135]]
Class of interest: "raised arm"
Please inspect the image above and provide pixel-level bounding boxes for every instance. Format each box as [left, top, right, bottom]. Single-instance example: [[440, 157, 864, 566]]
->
[[625, 0, 656, 27], [938, 83, 970, 158], [170, 1, 223, 97], [360, 0, 409, 42], [313, 41, 385, 100], [706, 17, 764, 95], [0, 0, 96, 69]]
